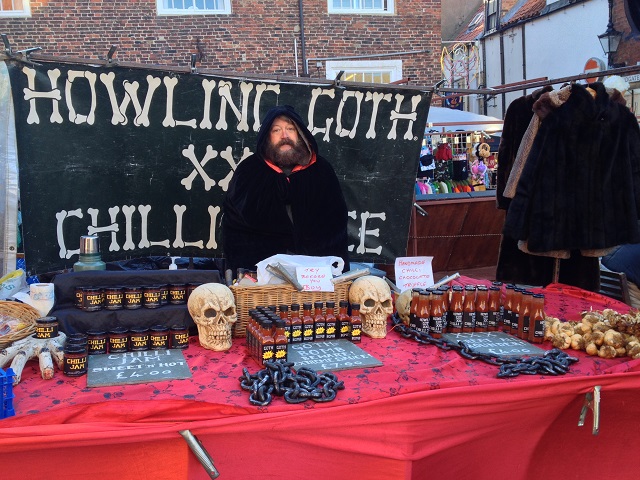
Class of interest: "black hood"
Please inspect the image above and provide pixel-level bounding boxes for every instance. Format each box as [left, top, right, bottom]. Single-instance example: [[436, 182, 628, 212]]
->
[[256, 105, 318, 160]]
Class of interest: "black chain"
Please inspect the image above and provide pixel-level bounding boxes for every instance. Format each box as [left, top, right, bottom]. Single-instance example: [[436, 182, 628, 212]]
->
[[391, 314, 578, 377], [239, 360, 345, 406]]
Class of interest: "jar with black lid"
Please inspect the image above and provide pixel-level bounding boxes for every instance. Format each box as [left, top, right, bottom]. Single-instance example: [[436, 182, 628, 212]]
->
[[168, 284, 187, 304], [87, 330, 108, 355], [109, 327, 130, 353], [170, 325, 189, 349], [82, 287, 104, 312], [143, 285, 163, 309], [66, 333, 88, 353], [74, 286, 85, 309], [103, 286, 124, 310], [129, 327, 150, 351], [150, 325, 170, 350], [63, 344, 88, 377], [123, 286, 143, 309], [35, 316, 59, 339]]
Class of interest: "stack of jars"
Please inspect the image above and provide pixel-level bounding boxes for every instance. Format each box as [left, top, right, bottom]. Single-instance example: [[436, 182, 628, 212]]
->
[[407, 283, 545, 344], [246, 301, 363, 365]]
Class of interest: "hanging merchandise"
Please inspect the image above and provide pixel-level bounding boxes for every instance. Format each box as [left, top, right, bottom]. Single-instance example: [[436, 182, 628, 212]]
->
[[500, 82, 640, 288]]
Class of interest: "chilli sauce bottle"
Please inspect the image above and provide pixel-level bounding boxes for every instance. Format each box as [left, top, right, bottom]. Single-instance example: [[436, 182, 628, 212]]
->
[[428, 291, 445, 338], [475, 285, 489, 332], [487, 286, 501, 331], [409, 288, 422, 331], [313, 301, 326, 341], [510, 288, 523, 336], [417, 290, 431, 334], [462, 285, 477, 333], [289, 304, 303, 343], [325, 301, 338, 340], [449, 285, 464, 333], [502, 284, 516, 332], [438, 286, 450, 333], [302, 303, 315, 343], [274, 319, 288, 362], [337, 300, 351, 339], [260, 318, 275, 364], [517, 291, 533, 340], [350, 303, 362, 342], [528, 294, 546, 343], [278, 304, 291, 343]]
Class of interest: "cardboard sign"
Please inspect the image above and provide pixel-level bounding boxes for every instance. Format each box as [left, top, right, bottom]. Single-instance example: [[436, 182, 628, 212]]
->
[[87, 349, 191, 387], [287, 339, 382, 372], [296, 266, 334, 292], [441, 331, 546, 358], [394, 256, 434, 291]]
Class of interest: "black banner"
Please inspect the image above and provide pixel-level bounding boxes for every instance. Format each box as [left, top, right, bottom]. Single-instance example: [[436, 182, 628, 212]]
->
[[6, 60, 431, 274]]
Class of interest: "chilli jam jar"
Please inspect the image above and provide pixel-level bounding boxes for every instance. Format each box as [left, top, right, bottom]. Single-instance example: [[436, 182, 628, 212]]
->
[[63, 344, 88, 377], [82, 287, 104, 312], [143, 285, 163, 309], [86, 330, 108, 355], [35, 316, 59, 339], [129, 327, 150, 351], [149, 325, 170, 350], [109, 327, 130, 353], [170, 325, 189, 349], [123, 286, 143, 310], [103, 286, 124, 310], [168, 284, 187, 305]]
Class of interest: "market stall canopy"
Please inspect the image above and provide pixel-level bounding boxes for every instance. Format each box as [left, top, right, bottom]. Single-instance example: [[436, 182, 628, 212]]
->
[[426, 107, 503, 133]]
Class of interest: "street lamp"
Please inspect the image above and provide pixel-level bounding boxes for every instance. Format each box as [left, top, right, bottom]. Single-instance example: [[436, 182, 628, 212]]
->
[[597, 0, 623, 68]]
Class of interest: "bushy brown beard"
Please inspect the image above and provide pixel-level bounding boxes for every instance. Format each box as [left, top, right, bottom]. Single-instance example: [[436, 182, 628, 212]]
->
[[264, 137, 309, 169]]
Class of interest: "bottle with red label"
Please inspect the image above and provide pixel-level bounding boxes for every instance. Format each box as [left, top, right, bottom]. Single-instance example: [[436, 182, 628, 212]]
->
[[502, 284, 516, 332], [510, 288, 524, 336], [278, 304, 291, 343], [260, 318, 275, 364], [517, 291, 533, 340]]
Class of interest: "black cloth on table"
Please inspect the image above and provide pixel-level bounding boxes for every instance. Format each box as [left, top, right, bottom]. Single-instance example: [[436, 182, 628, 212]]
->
[[50, 269, 222, 334]]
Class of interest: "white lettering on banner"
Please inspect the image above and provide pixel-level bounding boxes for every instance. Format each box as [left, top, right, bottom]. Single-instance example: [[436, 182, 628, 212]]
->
[[55, 205, 383, 260], [19, 67, 424, 142], [349, 211, 386, 255]]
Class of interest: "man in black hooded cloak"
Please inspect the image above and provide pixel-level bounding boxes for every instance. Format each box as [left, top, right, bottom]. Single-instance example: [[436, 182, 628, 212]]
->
[[222, 105, 350, 275]]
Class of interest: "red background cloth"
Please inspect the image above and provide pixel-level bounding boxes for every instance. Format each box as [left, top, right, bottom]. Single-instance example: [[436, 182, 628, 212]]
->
[[2, 276, 639, 479]]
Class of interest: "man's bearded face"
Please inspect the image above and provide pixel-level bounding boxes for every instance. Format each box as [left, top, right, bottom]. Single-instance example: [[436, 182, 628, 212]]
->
[[265, 117, 310, 168]]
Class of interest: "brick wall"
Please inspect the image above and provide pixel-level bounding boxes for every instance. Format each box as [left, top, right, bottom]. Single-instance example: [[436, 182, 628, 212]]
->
[[614, 0, 640, 67], [0, 0, 441, 86]]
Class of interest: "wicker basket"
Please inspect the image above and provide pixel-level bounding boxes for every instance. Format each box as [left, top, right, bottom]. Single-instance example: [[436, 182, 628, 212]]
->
[[0, 301, 40, 349], [231, 282, 352, 338]]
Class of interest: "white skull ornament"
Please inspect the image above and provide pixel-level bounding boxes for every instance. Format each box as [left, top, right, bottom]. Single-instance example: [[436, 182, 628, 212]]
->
[[349, 275, 393, 338], [394, 289, 412, 326], [187, 283, 237, 351]]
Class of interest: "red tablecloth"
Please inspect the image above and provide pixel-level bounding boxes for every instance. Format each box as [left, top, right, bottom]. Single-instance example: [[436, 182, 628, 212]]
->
[[2, 277, 639, 479]]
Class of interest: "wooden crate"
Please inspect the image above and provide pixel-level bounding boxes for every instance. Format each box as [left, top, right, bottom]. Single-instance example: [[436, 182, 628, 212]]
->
[[230, 282, 352, 338]]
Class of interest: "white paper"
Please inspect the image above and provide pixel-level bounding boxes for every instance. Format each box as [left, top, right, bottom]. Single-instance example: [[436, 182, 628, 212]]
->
[[296, 266, 334, 292], [394, 257, 434, 291]]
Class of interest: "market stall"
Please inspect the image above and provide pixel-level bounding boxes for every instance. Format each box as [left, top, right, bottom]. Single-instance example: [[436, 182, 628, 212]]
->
[[2, 277, 640, 480]]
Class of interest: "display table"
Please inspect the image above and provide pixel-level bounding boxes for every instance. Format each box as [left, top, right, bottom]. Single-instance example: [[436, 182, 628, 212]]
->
[[2, 277, 640, 479]]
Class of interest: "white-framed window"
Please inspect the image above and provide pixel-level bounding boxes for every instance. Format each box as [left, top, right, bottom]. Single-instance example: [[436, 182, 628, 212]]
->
[[157, 0, 231, 16], [325, 60, 402, 84], [328, 0, 394, 15], [0, 0, 30, 17]]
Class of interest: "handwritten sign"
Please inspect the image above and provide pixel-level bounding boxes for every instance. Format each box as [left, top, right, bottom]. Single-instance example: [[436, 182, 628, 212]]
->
[[287, 339, 382, 372], [441, 331, 546, 358], [296, 266, 334, 292], [86, 349, 191, 387], [394, 256, 434, 291]]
